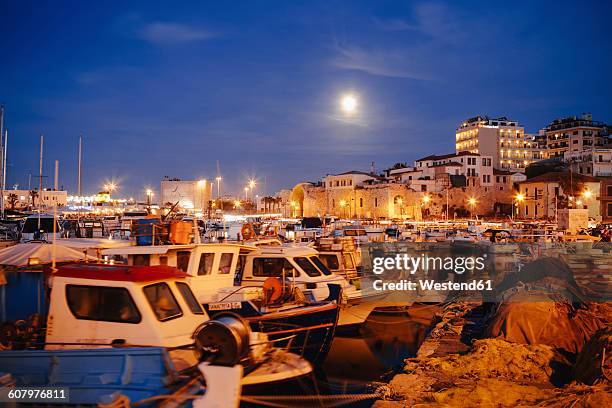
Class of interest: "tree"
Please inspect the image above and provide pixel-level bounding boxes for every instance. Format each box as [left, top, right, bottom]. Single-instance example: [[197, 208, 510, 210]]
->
[[7, 193, 18, 210]]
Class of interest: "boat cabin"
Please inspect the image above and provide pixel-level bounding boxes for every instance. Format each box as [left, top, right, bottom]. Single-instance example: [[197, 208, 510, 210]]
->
[[20, 214, 62, 242], [47, 264, 208, 349], [240, 246, 355, 301], [102, 243, 357, 303]]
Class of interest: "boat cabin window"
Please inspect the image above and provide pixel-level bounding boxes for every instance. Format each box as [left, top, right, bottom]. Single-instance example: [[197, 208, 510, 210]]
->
[[143, 283, 183, 321], [177, 251, 191, 272], [66, 285, 141, 324], [218, 253, 233, 274], [319, 254, 340, 271], [343, 253, 355, 269], [309, 256, 332, 275], [253, 258, 298, 277], [198, 253, 215, 275], [294, 257, 322, 277], [133, 254, 150, 266], [344, 229, 366, 236], [159, 256, 168, 266], [175, 282, 204, 315]]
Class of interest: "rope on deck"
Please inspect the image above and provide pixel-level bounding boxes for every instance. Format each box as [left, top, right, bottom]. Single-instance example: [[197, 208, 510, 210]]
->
[[240, 392, 382, 408]]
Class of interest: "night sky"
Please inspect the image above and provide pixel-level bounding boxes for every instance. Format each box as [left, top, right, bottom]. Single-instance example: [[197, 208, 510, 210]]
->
[[1, 0, 610, 199]]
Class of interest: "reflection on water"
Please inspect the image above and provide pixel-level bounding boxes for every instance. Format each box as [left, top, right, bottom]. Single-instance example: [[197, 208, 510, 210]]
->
[[321, 304, 439, 383]]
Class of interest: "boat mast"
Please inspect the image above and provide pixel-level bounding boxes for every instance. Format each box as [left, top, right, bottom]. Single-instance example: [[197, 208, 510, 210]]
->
[[38, 134, 44, 229], [1, 129, 7, 219], [77, 134, 82, 196], [0, 105, 4, 219], [52, 159, 58, 271]]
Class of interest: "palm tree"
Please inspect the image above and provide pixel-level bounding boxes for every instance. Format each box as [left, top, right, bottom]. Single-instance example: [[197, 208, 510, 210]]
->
[[7, 193, 18, 210]]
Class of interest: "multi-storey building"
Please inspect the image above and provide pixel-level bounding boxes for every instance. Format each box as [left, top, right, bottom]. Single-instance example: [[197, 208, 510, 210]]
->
[[566, 148, 612, 177], [544, 113, 608, 159], [517, 172, 601, 220], [600, 178, 612, 223], [455, 116, 543, 171], [414, 151, 494, 190]]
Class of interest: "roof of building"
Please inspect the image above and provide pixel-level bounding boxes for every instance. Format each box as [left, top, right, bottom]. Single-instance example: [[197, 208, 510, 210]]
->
[[330, 170, 385, 180], [431, 161, 463, 168], [521, 171, 601, 184], [55, 264, 187, 282], [334, 170, 377, 176], [415, 151, 479, 162]]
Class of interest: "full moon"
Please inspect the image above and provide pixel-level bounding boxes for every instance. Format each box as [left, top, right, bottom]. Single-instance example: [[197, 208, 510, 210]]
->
[[340, 94, 358, 113]]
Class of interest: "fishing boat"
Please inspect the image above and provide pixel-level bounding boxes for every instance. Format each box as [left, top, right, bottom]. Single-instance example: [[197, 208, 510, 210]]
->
[[0, 263, 312, 405], [102, 243, 345, 360]]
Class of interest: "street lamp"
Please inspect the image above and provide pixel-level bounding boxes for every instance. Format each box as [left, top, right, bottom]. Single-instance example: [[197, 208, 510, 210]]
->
[[513, 193, 524, 221], [468, 197, 477, 219], [146, 189, 153, 207], [339, 200, 347, 218], [198, 179, 207, 214], [216, 176, 222, 198]]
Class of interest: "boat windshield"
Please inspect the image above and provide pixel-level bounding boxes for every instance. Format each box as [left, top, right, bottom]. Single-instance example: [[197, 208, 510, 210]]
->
[[143, 283, 183, 321], [22, 217, 58, 233], [309, 256, 332, 275], [175, 282, 204, 315], [294, 257, 322, 277]]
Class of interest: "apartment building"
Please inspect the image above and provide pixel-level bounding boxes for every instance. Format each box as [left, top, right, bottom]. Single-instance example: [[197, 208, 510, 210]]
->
[[414, 151, 494, 190], [566, 148, 612, 177], [544, 113, 608, 159], [517, 172, 601, 220], [455, 116, 543, 171]]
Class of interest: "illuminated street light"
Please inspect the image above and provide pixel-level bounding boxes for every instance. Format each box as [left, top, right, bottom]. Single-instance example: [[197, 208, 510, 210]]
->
[[582, 189, 592, 199], [146, 189, 154, 207], [215, 176, 222, 198], [513, 193, 524, 221], [468, 197, 477, 218], [422, 195, 430, 204]]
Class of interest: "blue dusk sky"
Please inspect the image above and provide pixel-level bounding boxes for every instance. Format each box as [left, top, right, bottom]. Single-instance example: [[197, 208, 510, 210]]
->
[[0, 0, 610, 198]]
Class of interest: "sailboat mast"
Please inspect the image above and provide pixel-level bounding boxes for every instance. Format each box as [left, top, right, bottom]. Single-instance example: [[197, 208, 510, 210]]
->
[[38, 134, 44, 229], [1, 130, 7, 218], [0, 105, 4, 218], [77, 135, 82, 197]]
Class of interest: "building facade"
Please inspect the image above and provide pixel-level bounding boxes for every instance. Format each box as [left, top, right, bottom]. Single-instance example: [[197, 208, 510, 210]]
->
[[2, 189, 68, 210], [566, 148, 612, 177], [517, 172, 601, 220], [544, 114, 608, 159], [160, 178, 213, 212], [455, 116, 543, 171]]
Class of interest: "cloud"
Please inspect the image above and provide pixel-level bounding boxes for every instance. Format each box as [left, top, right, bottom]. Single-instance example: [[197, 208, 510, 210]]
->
[[331, 45, 430, 80], [137, 22, 215, 45]]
